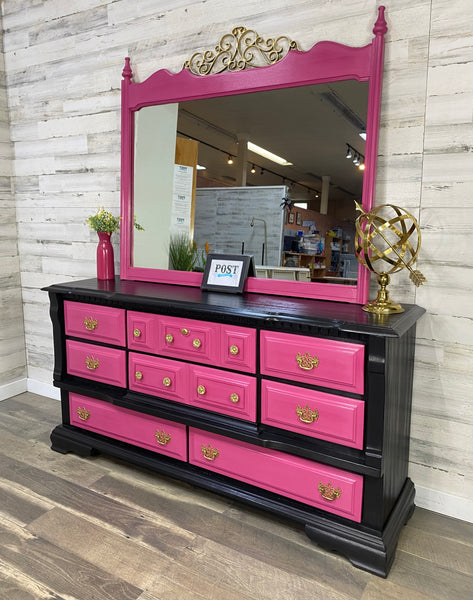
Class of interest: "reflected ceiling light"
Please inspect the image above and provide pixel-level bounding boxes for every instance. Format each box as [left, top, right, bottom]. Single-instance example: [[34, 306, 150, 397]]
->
[[358, 161, 365, 171], [359, 131, 367, 140], [196, 164, 206, 170], [227, 155, 234, 164], [250, 164, 256, 174], [247, 141, 292, 166], [345, 145, 353, 159], [346, 142, 364, 170]]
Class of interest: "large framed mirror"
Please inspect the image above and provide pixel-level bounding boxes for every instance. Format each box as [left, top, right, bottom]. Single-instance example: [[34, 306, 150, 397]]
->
[[120, 6, 387, 304]]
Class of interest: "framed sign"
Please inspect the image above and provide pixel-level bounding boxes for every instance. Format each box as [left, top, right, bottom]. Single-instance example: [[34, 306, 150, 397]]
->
[[201, 254, 255, 293]]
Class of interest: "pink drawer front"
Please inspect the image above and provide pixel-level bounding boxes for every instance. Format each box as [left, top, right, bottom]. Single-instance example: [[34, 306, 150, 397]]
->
[[129, 352, 189, 405], [189, 365, 257, 421], [64, 301, 125, 346], [220, 325, 257, 374], [189, 428, 363, 522], [261, 380, 365, 449], [69, 393, 187, 461], [260, 331, 365, 394], [66, 340, 126, 387]]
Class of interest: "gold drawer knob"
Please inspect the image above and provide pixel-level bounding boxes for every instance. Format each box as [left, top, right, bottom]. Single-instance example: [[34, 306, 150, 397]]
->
[[193, 338, 202, 348], [296, 404, 319, 424], [165, 333, 174, 343], [85, 356, 99, 370], [135, 371, 143, 380], [77, 407, 90, 421], [181, 328, 189, 336], [230, 345, 239, 355], [133, 328, 141, 338], [201, 443, 219, 461], [155, 430, 171, 445], [197, 385, 206, 395], [318, 482, 341, 501], [230, 393, 240, 403], [162, 377, 171, 387], [296, 351, 319, 371], [84, 317, 98, 331]]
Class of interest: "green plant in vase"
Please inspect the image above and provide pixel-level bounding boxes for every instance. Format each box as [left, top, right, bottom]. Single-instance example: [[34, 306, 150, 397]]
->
[[168, 233, 200, 272]]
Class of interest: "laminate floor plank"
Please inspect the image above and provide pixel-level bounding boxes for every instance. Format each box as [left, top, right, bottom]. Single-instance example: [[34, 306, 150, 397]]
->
[[405, 506, 473, 546], [0, 482, 53, 526], [0, 559, 67, 600]]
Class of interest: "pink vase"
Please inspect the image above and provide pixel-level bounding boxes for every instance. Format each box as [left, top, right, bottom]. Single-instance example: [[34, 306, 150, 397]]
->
[[96, 231, 115, 280]]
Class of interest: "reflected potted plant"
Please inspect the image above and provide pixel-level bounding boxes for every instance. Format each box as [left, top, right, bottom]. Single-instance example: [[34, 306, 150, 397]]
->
[[169, 234, 208, 272]]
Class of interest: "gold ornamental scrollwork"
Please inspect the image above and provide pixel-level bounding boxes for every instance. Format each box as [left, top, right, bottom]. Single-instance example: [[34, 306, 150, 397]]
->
[[201, 443, 219, 461], [84, 317, 98, 331], [318, 482, 341, 502], [296, 404, 319, 424], [155, 430, 171, 446], [183, 26, 300, 76], [85, 356, 99, 370], [77, 407, 90, 421], [296, 351, 319, 371]]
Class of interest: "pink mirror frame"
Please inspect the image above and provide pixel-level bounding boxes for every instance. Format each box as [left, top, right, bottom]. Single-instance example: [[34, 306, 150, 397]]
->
[[120, 7, 387, 304]]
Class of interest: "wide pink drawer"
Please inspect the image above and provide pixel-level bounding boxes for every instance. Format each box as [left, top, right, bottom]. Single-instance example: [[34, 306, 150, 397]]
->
[[128, 352, 189, 405], [69, 393, 187, 461], [189, 364, 257, 421], [189, 428, 363, 522], [64, 301, 125, 346], [260, 331, 365, 394], [66, 339, 126, 387], [261, 380, 365, 449]]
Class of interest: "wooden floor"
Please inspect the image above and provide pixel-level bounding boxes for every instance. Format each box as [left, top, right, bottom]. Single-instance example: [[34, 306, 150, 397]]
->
[[0, 392, 471, 600]]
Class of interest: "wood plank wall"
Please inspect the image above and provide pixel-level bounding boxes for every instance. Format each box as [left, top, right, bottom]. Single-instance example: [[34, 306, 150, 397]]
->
[[0, 0, 471, 521]]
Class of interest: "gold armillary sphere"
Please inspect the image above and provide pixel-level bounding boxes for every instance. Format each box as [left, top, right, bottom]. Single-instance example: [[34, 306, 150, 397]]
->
[[355, 202, 426, 314]]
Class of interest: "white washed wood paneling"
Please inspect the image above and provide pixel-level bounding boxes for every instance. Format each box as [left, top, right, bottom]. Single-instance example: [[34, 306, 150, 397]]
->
[[1, 0, 472, 520]]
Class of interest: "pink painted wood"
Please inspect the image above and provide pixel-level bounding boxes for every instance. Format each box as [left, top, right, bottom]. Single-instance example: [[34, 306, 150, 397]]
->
[[260, 331, 365, 394], [220, 325, 257, 374], [120, 7, 387, 305], [189, 428, 363, 522], [261, 380, 365, 449], [66, 339, 127, 387], [128, 352, 189, 404], [64, 301, 126, 346], [69, 393, 187, 461]]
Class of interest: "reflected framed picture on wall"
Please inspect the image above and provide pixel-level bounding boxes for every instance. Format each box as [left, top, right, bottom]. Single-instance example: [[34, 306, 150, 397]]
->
[[288, 213, 295, 224], [296, 212, 302, 225]]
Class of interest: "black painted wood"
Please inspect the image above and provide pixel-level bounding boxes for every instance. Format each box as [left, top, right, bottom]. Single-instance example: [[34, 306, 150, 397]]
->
[[44, 277, 425, 577]]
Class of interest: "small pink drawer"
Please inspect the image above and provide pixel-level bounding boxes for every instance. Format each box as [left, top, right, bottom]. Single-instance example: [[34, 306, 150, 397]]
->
[[189, 365, 257, 421], [220, 325, 256, 374], [261, 380, 365, 449], [260, 331, 365, 394], [69, 393, 187, 461], [189, 428, 363, 522], [66, 340, 126, 387], [64, 301, 125, 346], [129, 352, 189, 405]]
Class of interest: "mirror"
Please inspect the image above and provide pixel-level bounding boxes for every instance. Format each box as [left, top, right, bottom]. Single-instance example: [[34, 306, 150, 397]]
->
[[120, 7, 387, 304]]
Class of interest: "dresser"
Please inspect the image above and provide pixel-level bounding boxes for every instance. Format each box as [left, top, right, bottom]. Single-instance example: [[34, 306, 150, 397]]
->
[[45, 277, 424, 577]]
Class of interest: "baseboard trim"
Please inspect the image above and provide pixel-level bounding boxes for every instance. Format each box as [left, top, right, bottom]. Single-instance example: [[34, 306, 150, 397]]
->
[[27, 378, 60, 400], [0, 377, 27, 401], [414, 485, 473, 523]]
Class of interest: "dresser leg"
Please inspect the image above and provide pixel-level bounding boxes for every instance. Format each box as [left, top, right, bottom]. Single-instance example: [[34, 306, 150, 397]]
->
[[50, 424, 99, 457]]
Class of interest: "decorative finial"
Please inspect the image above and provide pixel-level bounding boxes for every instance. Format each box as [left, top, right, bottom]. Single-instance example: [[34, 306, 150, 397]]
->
[[122, 57, 132, 81], [373, 6, 387, 37]]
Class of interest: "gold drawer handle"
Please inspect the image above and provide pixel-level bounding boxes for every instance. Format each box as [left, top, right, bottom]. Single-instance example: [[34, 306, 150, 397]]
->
[[197, 385, 206, 395], [163, 377, 171, 387], [230, 393, 240, 403], [155, 430, 171, 445], [296, 404, 319, 424], [165, 333, 174, 343], [201, 443, 219, 461], [85, 356, 99, 370], [133, 328, 141, 338], [84, 317, 98, 331], [135, 371, 143, 380], [77, 407, 90, 421], [181, 328, 189, 336], [230, 345, 239, 355], [193, 338, 202, 348], [318, 482, 341, 502], [296, 351, 319, 371]]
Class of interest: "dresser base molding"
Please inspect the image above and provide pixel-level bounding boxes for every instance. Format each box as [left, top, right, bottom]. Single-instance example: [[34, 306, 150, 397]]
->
[[50, 423, 415, 577]]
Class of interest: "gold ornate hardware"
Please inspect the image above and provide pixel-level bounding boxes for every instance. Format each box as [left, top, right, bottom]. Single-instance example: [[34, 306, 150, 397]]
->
[[230, 393, 240, 403], [193, 338, 202, 348], [135, 371, 143, 380], [230, 345, 239, 355], [318, 482, 341, 502], [77, 407, 90, 421], [181, 328, 189, 336], [83, 317, 98, 331], [197, 385, 206, 395], [296, 404, 319, 424], [155, 430, 171, 445], [133, 328, 141, 338], [201, 443, 219, 461], [165, 333, 174, 343], [183, 26, 300, 76], [162, 377, 171, 387], [85, 356, 99, 370], [296, 352, 319, 371]]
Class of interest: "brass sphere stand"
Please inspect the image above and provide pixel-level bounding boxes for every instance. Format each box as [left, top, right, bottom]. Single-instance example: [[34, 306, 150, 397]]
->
[[362, 272, 403, 314]]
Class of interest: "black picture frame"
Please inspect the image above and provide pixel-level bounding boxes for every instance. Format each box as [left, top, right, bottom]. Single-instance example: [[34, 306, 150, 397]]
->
[[201, 254, 255, 293]]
